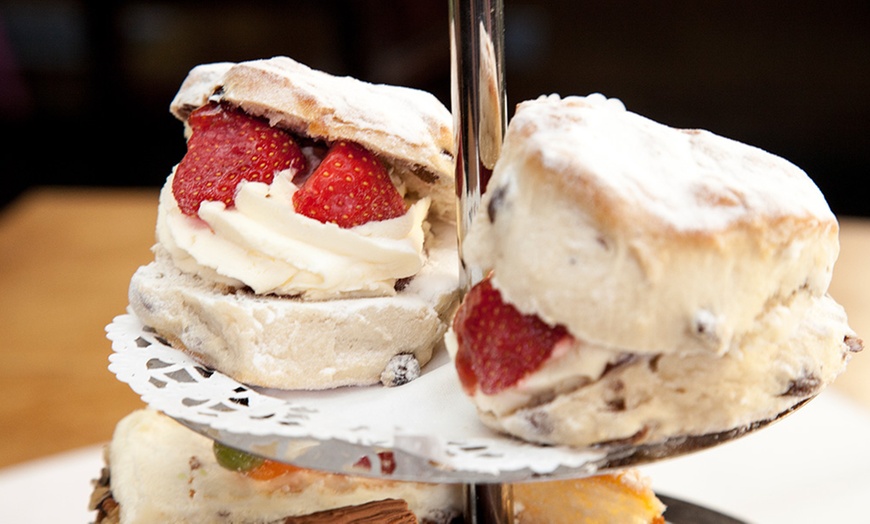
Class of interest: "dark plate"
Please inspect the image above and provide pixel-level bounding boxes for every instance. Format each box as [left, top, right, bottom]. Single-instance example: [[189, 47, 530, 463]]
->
[[660, 494, 747, 524]]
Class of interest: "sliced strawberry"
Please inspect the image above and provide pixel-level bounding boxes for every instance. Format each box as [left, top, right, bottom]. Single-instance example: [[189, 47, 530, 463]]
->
[[453, 276, 571, 395], [292, 141, 406, 228], [172, 102, 306, 216]]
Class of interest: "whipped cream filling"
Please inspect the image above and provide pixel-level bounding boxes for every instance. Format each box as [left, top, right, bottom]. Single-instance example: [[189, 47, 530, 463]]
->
[[156, 169, 431, 299]]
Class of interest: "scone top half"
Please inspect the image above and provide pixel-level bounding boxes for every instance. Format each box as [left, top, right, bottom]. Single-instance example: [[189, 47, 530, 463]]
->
[[169, 56, 456, 223], [465, 93, 840, 357]]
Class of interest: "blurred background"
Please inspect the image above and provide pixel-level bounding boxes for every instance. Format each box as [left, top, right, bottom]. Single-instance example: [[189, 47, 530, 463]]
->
[[1, 0, 868, 216]]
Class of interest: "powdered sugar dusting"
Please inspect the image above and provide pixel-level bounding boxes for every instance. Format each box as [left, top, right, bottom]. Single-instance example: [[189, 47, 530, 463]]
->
[[252, 57, 451, 149], [517, 94, 834, 231]]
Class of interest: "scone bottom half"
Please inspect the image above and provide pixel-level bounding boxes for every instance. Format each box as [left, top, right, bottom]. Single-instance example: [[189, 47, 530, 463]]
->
[[449, 93, 864, 449], [127, 238, 460, 390]]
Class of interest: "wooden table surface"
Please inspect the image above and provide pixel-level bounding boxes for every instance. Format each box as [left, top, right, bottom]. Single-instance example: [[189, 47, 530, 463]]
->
[[1, 187, 868, 470]]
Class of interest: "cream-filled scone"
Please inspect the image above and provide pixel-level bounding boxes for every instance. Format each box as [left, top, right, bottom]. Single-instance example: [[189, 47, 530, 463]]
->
[[447, 93, 863, 448], [89, 410, 667, 524], [128, 56, 460, 389]]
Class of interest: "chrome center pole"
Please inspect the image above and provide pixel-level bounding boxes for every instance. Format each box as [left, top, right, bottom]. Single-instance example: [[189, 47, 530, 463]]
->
[[449, 0, 511, 522], [450, 0, 507, 294]]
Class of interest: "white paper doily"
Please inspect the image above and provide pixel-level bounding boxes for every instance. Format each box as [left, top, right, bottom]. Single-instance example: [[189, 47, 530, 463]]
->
[[106, 311, 620, 482]]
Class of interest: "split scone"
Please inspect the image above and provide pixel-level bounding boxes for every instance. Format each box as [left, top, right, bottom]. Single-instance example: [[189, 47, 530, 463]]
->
[[89, 409, 667, 524], [128, 56, 460, 389], [447, 93, 863, 448]]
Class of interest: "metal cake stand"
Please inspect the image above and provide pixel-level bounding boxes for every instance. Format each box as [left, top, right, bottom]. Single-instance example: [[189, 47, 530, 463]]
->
[[104, 2, 796, 522], [450, 0, 512, 520]]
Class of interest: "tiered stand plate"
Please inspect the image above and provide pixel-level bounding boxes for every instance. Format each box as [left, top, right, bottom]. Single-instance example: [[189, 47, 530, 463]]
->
[[107, 312, 757, 523]]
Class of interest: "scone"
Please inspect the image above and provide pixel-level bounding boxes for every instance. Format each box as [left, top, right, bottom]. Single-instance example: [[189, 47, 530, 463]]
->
[[128, 56, 460, 389], [89, 409, 463, 524], [89, 409, 666, 524], [447, 93, 863, 448]]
